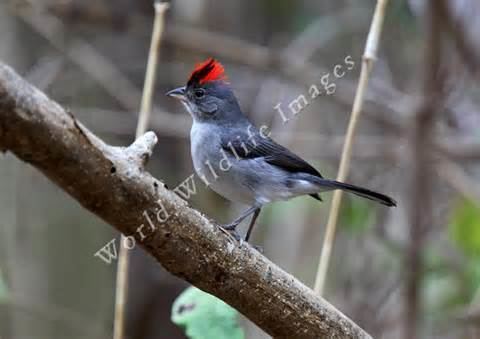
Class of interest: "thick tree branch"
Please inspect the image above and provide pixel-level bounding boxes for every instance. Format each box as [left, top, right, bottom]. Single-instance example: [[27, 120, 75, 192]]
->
[[0, 62, 371, 338]]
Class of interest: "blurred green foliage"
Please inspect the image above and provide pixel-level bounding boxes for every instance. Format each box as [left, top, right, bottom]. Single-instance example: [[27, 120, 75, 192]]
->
[[449, 199, 480, 257], [340, 197, 374, 234], [424, 253, 480, 316], [171, 286, 245, 339], [423, 199, 480, 317]]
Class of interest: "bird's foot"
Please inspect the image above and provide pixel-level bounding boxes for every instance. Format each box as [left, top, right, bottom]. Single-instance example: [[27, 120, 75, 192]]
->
[[219, 224, 242, 243], [220, 223, 263, 252], [252, 244, 263, 253], [221, 222, 239, 231]]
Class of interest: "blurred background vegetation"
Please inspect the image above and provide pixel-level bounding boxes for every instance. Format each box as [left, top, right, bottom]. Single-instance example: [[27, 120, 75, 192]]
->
[[0, 0, 479, 338]]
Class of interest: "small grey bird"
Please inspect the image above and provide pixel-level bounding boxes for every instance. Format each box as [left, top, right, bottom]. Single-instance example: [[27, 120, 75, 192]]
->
[[167, 58, 396, 242]]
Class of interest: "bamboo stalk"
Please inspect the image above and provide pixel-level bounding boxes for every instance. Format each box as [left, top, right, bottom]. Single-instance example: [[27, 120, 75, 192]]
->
[[313, 0, 390, 296], [113, 3, 169, 339]]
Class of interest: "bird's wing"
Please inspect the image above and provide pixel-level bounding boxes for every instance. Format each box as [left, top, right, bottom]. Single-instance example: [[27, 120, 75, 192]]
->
[[220, 130, 323, 178]]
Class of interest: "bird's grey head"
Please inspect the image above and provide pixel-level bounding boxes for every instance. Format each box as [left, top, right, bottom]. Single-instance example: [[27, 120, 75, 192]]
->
[[166, 58, 245, 125]]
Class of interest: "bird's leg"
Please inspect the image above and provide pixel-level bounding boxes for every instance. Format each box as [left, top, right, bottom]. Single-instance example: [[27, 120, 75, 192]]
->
[[222, 205, 258, 231], [244, 208, 261, 242]]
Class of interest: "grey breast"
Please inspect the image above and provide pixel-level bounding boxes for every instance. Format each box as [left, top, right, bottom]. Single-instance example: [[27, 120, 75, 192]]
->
[[190, 122, 258, 205]]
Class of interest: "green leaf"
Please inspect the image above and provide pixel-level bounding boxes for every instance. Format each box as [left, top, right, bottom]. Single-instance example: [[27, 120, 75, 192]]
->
[[171, 286, 245, 339], [340, 197, 374, 234], [449, 199, 480, 257]]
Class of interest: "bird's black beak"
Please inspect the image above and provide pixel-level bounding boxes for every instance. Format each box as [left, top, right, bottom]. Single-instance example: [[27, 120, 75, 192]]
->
[[166, 86, 186, 101]]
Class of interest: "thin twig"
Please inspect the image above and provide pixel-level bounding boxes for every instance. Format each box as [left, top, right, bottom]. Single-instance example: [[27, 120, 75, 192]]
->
[[113, 3, 169, 339], [136, 3, 169, 137], [313, 0, 390, 296]]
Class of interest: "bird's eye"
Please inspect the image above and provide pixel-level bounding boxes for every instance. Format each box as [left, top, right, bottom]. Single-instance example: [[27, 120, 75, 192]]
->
[[194, 89, 205, 98]]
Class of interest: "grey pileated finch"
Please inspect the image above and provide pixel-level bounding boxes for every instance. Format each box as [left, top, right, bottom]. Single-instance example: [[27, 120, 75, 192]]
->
[[167, 58, 396, 242]]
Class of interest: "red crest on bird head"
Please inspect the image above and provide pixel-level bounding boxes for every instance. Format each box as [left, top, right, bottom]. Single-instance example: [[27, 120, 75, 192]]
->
[[187, 58, 227, 86]]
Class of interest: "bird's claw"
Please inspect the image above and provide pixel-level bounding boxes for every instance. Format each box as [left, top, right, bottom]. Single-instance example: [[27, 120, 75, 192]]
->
[[221, 222, 239, 231], [219, 225, 262, 252], [219, 225, 242, 242], [252, 245, 263, 253]]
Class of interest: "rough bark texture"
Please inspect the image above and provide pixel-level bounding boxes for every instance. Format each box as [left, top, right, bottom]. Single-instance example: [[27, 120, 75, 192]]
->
[[0, 62, 371, 339]]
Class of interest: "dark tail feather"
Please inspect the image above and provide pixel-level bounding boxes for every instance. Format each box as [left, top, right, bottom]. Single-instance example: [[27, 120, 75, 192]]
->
[[319, 179, 397, 207]]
